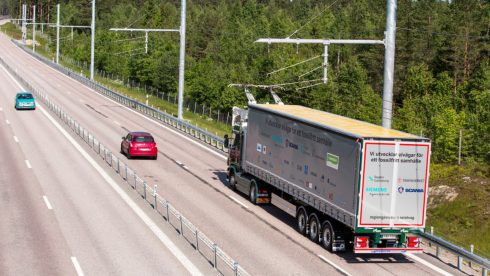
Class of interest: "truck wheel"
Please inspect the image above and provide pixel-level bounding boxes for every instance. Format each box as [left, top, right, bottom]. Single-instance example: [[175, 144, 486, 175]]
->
[[228, 173, 237, 191], [308, 213, 321, 242], [249, 181, 257, 204], [296, 206, 308, 235], [321, 221, 334, 251]]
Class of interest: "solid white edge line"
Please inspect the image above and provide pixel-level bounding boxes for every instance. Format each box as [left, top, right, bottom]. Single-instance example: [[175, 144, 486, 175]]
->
[[13, 135, 19, 143], [70, 257, 85, 276], [182, 165, 189, 170], [317, 255, 352, 276], [228, 196, 249, 209], [404, 253, 453, 276], [25, 159, 32, 169], [1, 63, 203, 276], [9, 47, 227, 160], [43, 195, 53, 210], [175, 160, 183, 166]]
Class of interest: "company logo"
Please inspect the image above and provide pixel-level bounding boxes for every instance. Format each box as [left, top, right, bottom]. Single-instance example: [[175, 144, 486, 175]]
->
[[398, 186, 424, 193], [271, 135, 283, 145], [304, 165, 309, 175], [256, 143, 262, 152], [365, 187, 388, 193], [285, 139, 299, 150]]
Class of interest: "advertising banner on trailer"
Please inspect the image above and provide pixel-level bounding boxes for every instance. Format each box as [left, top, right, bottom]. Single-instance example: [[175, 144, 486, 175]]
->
[[358, 141, 431, 228]]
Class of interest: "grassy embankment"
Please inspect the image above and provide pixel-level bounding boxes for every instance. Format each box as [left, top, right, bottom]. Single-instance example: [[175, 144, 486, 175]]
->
[[427, 164, 490, 258], [0, 22, 231, 137]]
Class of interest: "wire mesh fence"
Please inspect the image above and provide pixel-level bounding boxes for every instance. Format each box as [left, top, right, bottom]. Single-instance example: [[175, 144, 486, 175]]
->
[[0, 55, 249, 276]]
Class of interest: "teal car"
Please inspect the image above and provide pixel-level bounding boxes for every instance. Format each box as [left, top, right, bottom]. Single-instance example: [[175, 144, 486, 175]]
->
[[15, 92, 36, 110]]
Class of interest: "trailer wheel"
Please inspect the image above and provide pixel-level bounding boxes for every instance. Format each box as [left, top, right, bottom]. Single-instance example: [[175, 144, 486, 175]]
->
[[321, 221, 334, 251], [296, 206, 308, 235], [249, 181, 257, 204], [308, 213, 321, 242], [228, 172, 237, 191]]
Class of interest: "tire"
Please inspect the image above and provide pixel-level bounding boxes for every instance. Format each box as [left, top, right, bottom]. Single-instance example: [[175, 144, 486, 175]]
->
[[308, 213, 321, 242], [296, 207, 308, 235], [153, 154, 158, 160], [120, 146, 124, 154], [229, 172, 237, 191], [321, 220, 334, 251], [249, 181, 257, 204]]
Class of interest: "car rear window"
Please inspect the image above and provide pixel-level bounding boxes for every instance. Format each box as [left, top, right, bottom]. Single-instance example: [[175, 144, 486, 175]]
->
[[18, 94, 33, 99], [133, 136, 154, 142]]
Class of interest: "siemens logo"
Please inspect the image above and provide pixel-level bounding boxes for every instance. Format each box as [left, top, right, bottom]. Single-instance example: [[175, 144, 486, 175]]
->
[[366, 187, 387, 193]]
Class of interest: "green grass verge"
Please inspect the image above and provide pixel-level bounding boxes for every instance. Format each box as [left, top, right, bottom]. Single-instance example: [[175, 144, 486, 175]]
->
[[427, 164, 490, 259]]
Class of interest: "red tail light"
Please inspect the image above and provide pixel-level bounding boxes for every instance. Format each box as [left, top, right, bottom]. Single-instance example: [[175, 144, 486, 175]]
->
[[355, 236, 369, 248], [407, 237, 420, 248]]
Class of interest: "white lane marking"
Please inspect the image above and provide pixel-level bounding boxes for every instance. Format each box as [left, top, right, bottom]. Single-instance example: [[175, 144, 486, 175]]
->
[[13, 135, 19, 143], [404, 253, 453, 276], [43, 195, 53, 210], [113, 120, 121, 126], [25, 160, 32, 169], [70, 257, 85, 276], [2, 62, 203, 275], [175, 160, 183, 166], [229, 196, 249, 209], [6, 119, 10, 124], [182, 165, 189, 170], [318, 255, 352, 276]]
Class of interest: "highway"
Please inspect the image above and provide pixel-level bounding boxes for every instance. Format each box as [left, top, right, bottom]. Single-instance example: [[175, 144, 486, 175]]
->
[[0, 29, 468, 275]]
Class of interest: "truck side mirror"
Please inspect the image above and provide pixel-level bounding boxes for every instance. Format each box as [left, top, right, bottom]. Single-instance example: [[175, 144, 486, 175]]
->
[[224, 134, 229, 148]]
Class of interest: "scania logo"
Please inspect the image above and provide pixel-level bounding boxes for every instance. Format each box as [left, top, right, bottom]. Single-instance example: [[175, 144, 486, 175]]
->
[[398, 187, 424, 193]]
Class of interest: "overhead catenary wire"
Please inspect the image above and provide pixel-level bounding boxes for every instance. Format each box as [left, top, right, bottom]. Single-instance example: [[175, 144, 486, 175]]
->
[[112, 47, 146, 56], [287, 0, 342, 38], [268, 78, 324, 88], [298, 65, 323, 79], [266, 55, 321, 76]]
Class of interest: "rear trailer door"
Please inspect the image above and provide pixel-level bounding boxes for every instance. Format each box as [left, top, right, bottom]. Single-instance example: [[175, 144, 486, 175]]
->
[[358, 140, 431, 228]]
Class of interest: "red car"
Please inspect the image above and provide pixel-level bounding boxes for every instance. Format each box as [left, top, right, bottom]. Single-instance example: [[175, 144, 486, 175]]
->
[[121, 132, 158, 160]]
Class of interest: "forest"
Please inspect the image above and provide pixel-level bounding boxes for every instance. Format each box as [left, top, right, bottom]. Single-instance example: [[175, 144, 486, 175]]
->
[[1, 0, 489, 163]]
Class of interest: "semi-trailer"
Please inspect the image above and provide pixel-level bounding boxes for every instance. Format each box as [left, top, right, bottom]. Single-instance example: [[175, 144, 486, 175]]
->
[[226, 104, 431, 253]]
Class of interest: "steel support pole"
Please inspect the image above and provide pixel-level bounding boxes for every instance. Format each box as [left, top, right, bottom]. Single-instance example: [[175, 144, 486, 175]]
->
[[32, 5, 36, 52], [56, 4, 60, 64], [177, 0, 186, 119], [323, 44, 328, 84], [90, 0, 95, 80], [381, 0, 397, 129], [145, 31, 148, 53]]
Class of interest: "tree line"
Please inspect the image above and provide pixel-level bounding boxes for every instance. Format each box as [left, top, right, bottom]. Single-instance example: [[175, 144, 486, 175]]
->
[[2, 0, 489, 163]]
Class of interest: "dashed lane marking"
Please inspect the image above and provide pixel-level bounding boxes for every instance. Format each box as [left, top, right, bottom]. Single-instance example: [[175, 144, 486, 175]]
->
[[228, 196, 249, 209], [13, 135, 19, 143], [25, 160, 32, 169], [43, 195, 53, 210], [318, 255, 352, 276], [71, 257, 85, 276]]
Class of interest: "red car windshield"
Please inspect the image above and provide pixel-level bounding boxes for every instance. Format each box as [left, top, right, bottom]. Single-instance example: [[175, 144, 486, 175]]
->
[[133, 136, 154, 143]]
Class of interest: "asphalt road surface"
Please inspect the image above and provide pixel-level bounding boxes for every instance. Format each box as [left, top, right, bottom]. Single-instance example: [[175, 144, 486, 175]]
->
[[0, 29, 471, 276]]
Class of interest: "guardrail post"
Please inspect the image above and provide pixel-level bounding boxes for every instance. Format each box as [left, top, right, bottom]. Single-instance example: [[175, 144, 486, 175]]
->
[[166, 200, 169, 220], [234, 261, 238, 276], [482, 267, 487, 276], [436, 244, 441, 259], [195, 230, 199, 250], [470, 244, 474, 268], [457, 256, 463, 271], [134, 174, 137, 189], [116, 158, 120, 173], [180, 215, 183, 235], [154, 185, 157, 209], [143, 181, 147, 199], [430, 226, 433, 247], [125, 164, 128, 180], [213, 243, 217, 268]]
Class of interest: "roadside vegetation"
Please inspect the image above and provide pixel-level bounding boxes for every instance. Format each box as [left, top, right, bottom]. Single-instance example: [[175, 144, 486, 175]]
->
[[1, 0, 488, 256]]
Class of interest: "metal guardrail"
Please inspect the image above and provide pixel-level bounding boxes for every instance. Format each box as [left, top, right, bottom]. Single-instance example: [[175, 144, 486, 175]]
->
[[0, 56, 248, 276], [13, 41, 228, 153], [419, 232, 488, 276]]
